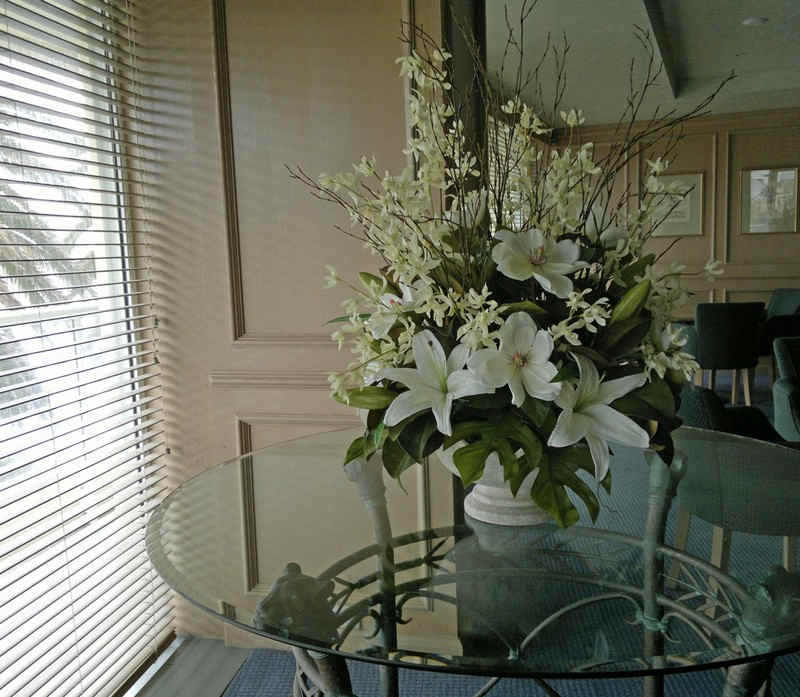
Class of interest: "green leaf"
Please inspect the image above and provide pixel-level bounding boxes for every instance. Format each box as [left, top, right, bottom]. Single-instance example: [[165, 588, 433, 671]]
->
[[550, 444, 595, 477], [552, 462, 601, 522], [334, 386, 398, 410], [382, 437, 416, 478], [326, 313, 370, 325], [609, 280, 651, 325], [531, 456, 580, 528], [600, 469, 612, 494], [610, 394, 662, 421], [595, 315, 650, 354], [366, 409, 383, 430], [518, 398, 557, 435], [344, 436, 366, 465], [551, 362, 579, 383], [461, 390, 512, 411], [452, 441, 492, 486], [494, 439, 528, 496], [634, 377, 676, 417], [358, 272, 399, 296], [397, 413, 442, 461], [500, 300, 549, 318], [499, 416, 544, 471], [369, 422, 387, 452], [443, 421, 498, 449], [616, 254, 655, 287], [569, 345, 613, 369]]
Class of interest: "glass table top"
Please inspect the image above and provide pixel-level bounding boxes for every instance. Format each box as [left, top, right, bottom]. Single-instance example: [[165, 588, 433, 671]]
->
[[146, 426, 800, 680]]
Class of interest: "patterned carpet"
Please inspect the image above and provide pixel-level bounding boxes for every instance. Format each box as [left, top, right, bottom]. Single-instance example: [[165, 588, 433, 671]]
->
[[224, 370, 800, 696]]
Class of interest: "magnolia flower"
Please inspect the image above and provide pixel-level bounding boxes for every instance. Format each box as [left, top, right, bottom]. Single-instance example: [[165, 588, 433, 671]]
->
[[468, 312, 560, 406], [383, 330, 490, 436], [492, 228, 583, 298], [547, 354, 650, 481]]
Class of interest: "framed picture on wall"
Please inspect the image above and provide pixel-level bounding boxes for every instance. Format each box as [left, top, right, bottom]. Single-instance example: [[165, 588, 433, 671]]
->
[[741, 167, 798, 234], [651, 172, 703, 237]]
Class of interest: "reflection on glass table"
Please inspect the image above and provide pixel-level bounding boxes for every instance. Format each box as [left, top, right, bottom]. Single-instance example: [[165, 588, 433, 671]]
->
[[146, 427, 800, 697]]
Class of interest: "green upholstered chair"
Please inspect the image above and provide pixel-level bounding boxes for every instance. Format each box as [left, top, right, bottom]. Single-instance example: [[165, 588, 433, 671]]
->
[[773, 337, 800, 442], [669, 385, 798, 582], [695, 302, 764, 405], [671, 427, 800, 585], [761, 289, 800, 356]]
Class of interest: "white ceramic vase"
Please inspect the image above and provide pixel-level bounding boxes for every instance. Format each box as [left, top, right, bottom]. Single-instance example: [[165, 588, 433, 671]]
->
[[434, 442, 551, 526]]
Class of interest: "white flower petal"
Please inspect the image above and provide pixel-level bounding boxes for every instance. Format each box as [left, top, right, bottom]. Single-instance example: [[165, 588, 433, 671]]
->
[[412, 330, 447, 388], [539, 270, 573, 299], [532, 271, 553, 294], [494, 252, 535, 281], [521, 363, 561, 400], [573, 353, 600, 404], [596, 372, 648, 404], [582, 403, 650, 448], [468, 349, 512, 388], [367, 312, 397, 339], [550, 238, 581, 264], [530, 329, 554, 363], [494, 228, 515, 243], [447, 369, 492, 400], [548, 409, 590, 447], [526, 228, 545, 251], [383, 386, 441, 426], [383, 367, 433, 391], [430, 393, 454, 435], [555, 381, 578, 410], [447, 343, 470, 373], [508, 373, 526, 406], [586, 433, 611, 481]]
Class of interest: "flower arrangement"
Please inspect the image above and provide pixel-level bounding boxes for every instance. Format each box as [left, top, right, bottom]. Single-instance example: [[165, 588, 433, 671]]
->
[[291, 11, 728, 527]]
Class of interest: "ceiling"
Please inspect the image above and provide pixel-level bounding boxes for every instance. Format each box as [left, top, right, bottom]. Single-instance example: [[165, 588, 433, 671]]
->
[[485, 0, 800, 125]]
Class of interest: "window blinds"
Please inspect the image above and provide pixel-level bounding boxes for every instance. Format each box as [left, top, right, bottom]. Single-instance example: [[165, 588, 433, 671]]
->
[[0, 2, 173, 696]]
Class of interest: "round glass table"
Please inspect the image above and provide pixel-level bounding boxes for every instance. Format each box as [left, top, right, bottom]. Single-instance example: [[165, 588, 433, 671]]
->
[[146, 426, 800, 697]]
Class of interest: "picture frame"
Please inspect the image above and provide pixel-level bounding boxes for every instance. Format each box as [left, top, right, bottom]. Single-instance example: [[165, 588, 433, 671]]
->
[[741, 167, 798, 234], [651, 172, 704, 237]]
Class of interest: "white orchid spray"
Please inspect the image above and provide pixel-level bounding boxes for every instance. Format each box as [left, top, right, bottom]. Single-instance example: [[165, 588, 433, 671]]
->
[[292, 8, 730, 527]]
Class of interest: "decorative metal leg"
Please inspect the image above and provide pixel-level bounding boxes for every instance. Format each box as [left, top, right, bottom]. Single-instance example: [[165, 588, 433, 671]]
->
[[722, 659, 772, 697], [292, 647, 354, 697], [642, 451, 687, 697]]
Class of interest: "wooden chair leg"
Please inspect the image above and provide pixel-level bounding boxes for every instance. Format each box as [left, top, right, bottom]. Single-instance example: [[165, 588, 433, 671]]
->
[[731, 368, 739, 405], [694, 369, 704, 387], [667, 508, 691, 589], [743, 367, 753, 406], [784, 536, 797, 571], [707, 525, 732, 618]]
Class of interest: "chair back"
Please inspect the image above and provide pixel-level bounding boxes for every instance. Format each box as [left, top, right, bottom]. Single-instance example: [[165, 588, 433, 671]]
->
[[767, 288, 800, 319], [673, 427, 800, 536], [695, 302, 764, 369], [774, 336, 800, 381]]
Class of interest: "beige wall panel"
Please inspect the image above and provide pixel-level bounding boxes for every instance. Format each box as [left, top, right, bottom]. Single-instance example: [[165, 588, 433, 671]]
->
[[225, 0, 409, 338], [727, 128, 800, 265], [642, 133, 716, 269]]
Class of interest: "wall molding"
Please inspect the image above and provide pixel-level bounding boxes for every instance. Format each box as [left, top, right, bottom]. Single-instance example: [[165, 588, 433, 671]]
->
[[209, 370, 330, 390], [236, 414, 360, 593], [212, 0, 246, 341], [232, 333, 334, 348]]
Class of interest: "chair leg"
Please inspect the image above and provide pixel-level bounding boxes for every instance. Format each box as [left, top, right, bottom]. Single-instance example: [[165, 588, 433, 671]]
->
[[707, 525, 732, 618], [710, 369, 717, 393], [731, 368, 739, 405], [667, 508, 691, 589], [784, 536, 797, 571], [743, 367, 753, 407]]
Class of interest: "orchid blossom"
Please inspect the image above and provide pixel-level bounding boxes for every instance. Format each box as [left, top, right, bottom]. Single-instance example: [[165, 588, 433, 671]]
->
[[383, 330, 491, 436], [547, 353, 650, 480]]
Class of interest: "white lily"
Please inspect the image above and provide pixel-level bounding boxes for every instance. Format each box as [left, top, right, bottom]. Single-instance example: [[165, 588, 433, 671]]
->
[[547, 353, 650, 481], [367, 284, 418, 339], [468, 312, 561, 406], [492, 228, 584, 298], [383, 330, 491, 436]]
